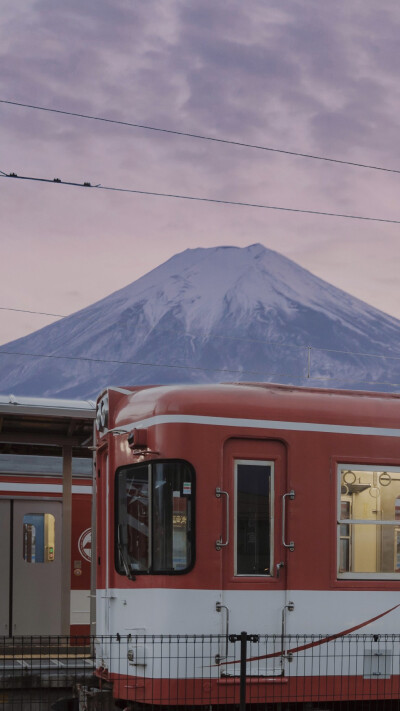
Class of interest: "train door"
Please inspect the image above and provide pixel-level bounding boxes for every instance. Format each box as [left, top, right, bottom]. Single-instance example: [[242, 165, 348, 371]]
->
[[218, 439, 290, 672], [12, 499, 62, 635]]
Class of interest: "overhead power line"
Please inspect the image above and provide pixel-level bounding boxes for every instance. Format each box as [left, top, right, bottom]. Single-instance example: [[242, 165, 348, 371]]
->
[[1, 99, 400, 176], [0, 347, 399, 389], [0, 306, 65, 318], [315, 345, 400, 361], [0, 347, 298, 380], [310, 374, 400, 389], [2, 171, 400, 225], [2, 305, 400, 362], [158, 327, 400, 362]]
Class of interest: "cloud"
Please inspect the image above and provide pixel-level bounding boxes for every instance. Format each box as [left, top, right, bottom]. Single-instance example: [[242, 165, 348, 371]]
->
[[1, 0, 400, 347]]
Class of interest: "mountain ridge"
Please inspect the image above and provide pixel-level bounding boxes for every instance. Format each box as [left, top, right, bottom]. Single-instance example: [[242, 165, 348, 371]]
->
[[0, 243, 399, 398]]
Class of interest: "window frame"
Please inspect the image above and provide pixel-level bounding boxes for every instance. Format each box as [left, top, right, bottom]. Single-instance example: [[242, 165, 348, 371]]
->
[[115, 458, 196, 577], [339, 496, 352, 574], [23, 512, 56, 564], [234, 458, 274, 577], [337, 463, 400, 580]]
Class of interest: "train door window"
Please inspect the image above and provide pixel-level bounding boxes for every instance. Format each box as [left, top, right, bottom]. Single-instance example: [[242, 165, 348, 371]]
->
[[116, 460, 195, 575], [23, 513, 55, 563], [339, 498, 351, 573], [235, 460, 273, 576], [338, 466, 400, 578]]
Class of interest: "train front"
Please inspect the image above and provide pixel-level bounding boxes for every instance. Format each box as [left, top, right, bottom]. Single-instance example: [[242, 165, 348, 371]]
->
[[94, 386, 217, 707]]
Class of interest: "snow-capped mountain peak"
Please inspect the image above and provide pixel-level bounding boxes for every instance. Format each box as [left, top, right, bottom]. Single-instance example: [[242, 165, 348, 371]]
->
[[0, 244, 399, 398]]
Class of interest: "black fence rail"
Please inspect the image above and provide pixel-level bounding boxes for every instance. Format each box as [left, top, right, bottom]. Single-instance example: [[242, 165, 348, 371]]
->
[[0, 636, 94, 710], [1, 634, 400, 710]]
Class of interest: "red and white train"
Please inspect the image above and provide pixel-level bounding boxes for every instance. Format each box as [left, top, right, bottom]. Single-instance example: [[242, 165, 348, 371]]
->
[[0, 457, 93, 637], [0, 395, 95, 637], [95, 382, 400, 706]]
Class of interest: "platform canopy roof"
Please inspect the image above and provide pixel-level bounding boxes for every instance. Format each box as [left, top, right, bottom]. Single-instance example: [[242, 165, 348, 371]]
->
[[0, 394, 96, 456]]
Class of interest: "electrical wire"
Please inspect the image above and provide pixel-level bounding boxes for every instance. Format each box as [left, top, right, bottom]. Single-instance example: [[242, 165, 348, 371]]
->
[[156, 327, 400, 362], [0, 306, 65, 317], [312, 345, 400, 361], [0, 347, 300, 380], [2, 99, 400, 176], [309, 374, 400, 389], [0, 346, 399, 389], [2, 171, 400, 225], [1, 306, 400, 361]]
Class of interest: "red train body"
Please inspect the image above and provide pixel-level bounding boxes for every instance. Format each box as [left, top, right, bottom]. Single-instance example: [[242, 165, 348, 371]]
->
[[95, 383, 400, 707]]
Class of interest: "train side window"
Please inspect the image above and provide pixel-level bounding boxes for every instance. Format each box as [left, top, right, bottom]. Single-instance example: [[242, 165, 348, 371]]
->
[[235, 460, 273, 576], [23, 513, 55, 563], [115, 460, 195, 576], [339, 498, 351, 572], [338, 466, 400, 578]]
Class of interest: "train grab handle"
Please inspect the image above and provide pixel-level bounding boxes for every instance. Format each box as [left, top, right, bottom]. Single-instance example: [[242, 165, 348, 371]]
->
[[282, 490, 295, 551], [215, 487, 229, 550]]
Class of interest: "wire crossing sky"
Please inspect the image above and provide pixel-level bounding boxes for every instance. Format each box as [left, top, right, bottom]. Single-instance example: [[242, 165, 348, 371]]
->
[[1, 304, 400, 361], [2, 171, 400, 225], [1, 347, 400, 388], [3, 98, 400, 175], [1, 0, 400, 347]]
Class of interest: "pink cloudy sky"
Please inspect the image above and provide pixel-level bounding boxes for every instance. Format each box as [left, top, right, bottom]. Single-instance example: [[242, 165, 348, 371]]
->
[[1, 0, 400, 346]]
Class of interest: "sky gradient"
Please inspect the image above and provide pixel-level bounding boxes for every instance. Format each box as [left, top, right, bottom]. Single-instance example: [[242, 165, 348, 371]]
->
[[1, 1, 400, 345]]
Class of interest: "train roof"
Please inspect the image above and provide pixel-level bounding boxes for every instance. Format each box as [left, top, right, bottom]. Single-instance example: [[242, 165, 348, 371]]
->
[[108, 382, 400, 432]]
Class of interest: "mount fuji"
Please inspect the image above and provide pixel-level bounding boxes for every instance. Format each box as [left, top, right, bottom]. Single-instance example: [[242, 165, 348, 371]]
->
[[1, 243, 399, 399]]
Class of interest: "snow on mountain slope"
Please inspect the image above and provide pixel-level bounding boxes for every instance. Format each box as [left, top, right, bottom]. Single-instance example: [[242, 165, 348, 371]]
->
[[0, 244, 399, 398]]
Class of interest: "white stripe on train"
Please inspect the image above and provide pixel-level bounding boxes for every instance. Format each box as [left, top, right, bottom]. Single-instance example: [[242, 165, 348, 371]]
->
[[109, 414, 400, 438]]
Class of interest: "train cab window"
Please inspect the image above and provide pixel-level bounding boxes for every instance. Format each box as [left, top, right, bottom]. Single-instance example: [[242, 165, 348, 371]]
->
[[116, 460, 195, 575], [23, 513, 55, 563], [235, 460, 273, 576], [338, 466, 400, 578]]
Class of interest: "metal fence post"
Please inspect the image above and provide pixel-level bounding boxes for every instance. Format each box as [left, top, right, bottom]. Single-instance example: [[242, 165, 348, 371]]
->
[[229, 631, 259, 711]]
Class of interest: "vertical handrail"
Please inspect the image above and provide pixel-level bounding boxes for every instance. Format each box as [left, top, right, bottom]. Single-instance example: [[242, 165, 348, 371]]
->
[[281, 601, 294, 662], [282, 490, 295, 551], [216, 602, 230, 661], [215, 488, 229, 550]]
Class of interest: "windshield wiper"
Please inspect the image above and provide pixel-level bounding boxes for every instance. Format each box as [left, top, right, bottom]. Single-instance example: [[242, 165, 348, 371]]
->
[[117, 525, 136, 581]]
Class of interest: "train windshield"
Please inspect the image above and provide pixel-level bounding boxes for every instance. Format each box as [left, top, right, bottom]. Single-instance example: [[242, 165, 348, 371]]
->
[[116, 460, 195, 575]]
